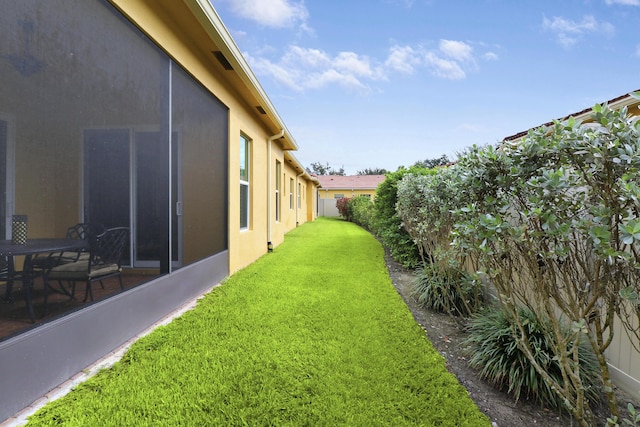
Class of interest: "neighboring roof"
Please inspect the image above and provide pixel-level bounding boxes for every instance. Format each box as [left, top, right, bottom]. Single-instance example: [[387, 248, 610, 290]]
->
[[503, 90, 640, 142], [315, 175, 386, 190]]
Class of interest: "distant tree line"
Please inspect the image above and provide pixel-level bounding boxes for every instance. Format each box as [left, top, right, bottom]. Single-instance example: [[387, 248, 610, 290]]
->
[[308, 155, 450, 176], [307, 161, 345, 176]]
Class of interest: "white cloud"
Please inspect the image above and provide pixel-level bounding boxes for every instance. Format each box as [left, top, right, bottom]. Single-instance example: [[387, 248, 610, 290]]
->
[[283, 46, 331, 69], [307, 69, 368, 91], [385, 45, 420, 74], [246, 45, 385, 93], [385, 39, 489, 80], [542, 15, 615, 48], [424, 52, 466, 80], [245, 53, 302, 90], [483, 51, 499, 61], [605, 0, 640, 5], [439, 39, 473, 62], [221, 0, 309, 29], [248, 39, 494, 92], [334, 52, 385, 79]]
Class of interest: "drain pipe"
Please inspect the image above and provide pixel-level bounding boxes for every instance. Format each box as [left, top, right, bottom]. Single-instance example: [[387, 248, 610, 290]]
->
[[267, 129, 284, 252], [295, 171, 303, 226]]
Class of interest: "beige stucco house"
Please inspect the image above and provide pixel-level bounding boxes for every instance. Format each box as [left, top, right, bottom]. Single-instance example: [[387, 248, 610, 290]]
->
[[0, 0, 318, 421]]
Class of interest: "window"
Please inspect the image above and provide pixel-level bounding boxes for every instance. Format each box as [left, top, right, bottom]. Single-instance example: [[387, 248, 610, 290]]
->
[[275, 160, 281, 222], [334, 194, 344, 199], [240, 135, 250, 229], [297, 182, 301, 209], [289, 178, 294, 209]]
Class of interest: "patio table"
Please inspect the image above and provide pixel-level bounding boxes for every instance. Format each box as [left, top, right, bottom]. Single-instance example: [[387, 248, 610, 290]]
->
[[0, 238, 88, 322]]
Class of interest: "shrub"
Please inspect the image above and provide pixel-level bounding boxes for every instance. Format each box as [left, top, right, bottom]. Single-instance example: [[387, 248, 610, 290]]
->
[[335, 197, 351, 220], [373, 167, 432, 268], [464, 306, 603, 410], [349, 195, 375, 231], [412, 263, 483, 318], [451, 104, 640, 422]]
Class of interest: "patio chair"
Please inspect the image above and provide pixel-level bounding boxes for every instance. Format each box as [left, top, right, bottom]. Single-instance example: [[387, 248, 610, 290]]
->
[[44, 227, 129, 303], [0, 256, 31, 317], [1, 256, 16, 302], [32, 223, 106, 273]]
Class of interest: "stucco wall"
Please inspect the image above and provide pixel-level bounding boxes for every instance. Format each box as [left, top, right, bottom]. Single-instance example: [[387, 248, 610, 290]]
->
[[110, 0, 318, 274], [318, 189, 377, 200]]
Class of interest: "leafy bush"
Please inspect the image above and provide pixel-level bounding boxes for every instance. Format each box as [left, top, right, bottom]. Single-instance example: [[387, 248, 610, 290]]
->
[[335, 197, 351, 220], [412, 262, 483, 317], [450, 104, 640, 423], [396, 166, 466, 265], [608, 403, 640, 427], [373, 167, 433, 268], [465, 306, 603, 409], [348, 195, 375, 231]]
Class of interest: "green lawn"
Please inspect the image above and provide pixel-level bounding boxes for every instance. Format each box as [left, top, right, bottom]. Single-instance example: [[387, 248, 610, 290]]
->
[[27, 217, 490, 426]]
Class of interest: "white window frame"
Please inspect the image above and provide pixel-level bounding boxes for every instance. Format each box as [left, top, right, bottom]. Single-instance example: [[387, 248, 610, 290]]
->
[[275, 160, 281, 222], [240, 135, 250, 230], [289, 178, 294, 210]]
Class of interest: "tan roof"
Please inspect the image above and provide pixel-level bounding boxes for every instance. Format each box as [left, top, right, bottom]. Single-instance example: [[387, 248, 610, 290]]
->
[[315, 175, 385, 190]]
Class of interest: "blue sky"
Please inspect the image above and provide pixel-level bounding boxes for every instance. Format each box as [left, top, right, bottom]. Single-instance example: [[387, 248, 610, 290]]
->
[[210, 0, 640, 174]]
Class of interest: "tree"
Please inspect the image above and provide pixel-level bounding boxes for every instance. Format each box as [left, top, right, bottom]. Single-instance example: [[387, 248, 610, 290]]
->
[[357, 167, 388, 175], [308, 161, 345, 176], [413, 154, 450, 169], [449, 105, 640, 425]]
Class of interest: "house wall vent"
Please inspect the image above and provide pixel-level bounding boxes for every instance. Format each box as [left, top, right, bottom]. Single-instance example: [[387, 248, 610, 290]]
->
[[213, 51, 233, 70]]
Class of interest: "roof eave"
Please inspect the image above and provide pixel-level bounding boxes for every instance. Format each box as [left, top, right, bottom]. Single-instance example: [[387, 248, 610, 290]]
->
[[184, 0, 299, 151], [284, 151, 319, 185], [503, 90, 640, 143]]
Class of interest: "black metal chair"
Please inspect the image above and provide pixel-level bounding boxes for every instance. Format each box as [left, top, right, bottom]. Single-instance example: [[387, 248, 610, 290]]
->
[[32, 223, 106, 273], [44, 227, 129, 303], [1, 256, 16, 302]]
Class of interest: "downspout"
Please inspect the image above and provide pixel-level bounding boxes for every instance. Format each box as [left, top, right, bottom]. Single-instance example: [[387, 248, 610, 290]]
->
[[267, 129, 284, 252], [295, 172, 303, 226]]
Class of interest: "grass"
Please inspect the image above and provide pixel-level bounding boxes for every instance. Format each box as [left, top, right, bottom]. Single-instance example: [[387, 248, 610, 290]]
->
[[27, 217, 490, 426]]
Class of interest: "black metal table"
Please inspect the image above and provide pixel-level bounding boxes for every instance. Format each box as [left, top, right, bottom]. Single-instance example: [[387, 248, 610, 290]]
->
[[0, 239, 88, 322]]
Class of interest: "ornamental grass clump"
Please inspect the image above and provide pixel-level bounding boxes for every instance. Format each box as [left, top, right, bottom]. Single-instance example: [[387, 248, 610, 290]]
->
[[412, 263, 483, 318], [465, 306, 603, 410]]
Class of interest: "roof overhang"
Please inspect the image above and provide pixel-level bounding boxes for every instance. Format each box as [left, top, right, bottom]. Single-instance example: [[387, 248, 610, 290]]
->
[[284, 152, 319, 186], [176, 0, 299, 151], [503, 90, 640, 143]]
